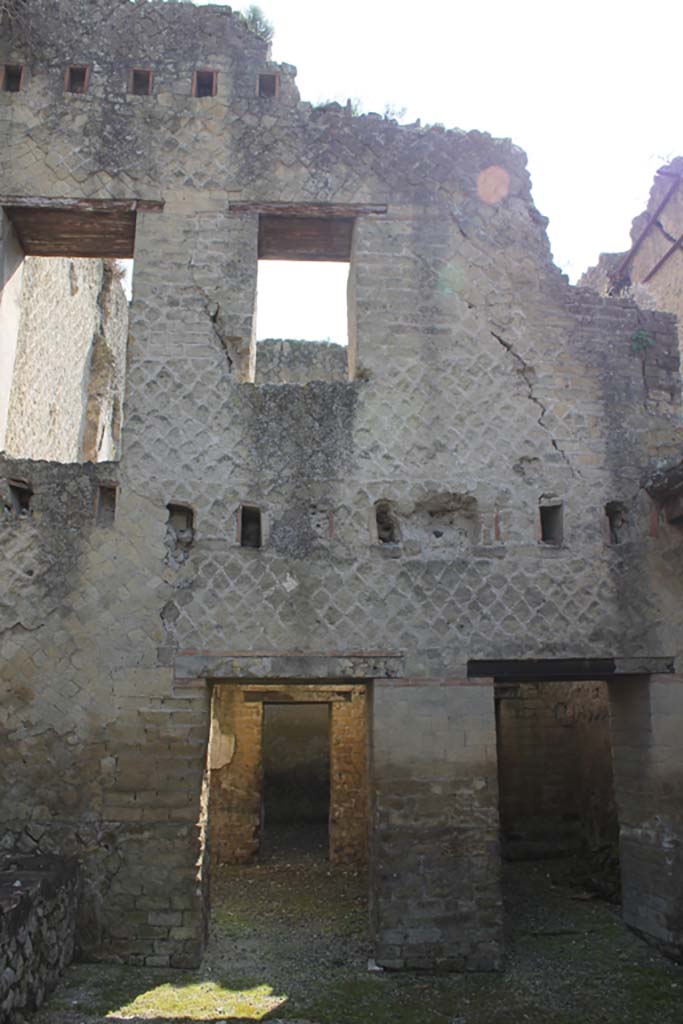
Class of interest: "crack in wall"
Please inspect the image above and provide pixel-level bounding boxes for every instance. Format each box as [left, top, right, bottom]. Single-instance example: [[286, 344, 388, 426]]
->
[[491, 330, 577, 476], [188, 261, 251, 377]]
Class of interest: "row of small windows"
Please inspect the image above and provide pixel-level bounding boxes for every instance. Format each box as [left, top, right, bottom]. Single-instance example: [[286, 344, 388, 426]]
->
[[1, 64, 279, 98], [2, 486, 666, 550]]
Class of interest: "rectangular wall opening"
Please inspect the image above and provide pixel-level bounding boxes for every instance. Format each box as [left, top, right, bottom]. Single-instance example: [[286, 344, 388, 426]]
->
[[96, 484, 117, 526], [65, 65, 89, 94], [8, 478, 32, 516], [239, 505, 262, 548], [495, 678, 621, 930], [254, 214, 354, 384], [540, 503, 563, 545], [129, 68, 153, 96], [1, 204, 132, 464], [2, 65, 24, 92], [193, 69, 217, 98], [205, 682, 369, 992], [258, 73, 278, 97]]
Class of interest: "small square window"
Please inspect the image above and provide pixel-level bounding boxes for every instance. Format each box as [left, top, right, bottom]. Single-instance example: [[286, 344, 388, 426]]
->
[[540, 503, 563, 545], [8, 479, 32, 516], [129, 68, 153, 96], [96, 485, 117, 526], [605, 501, 626, 544], [258, 73, 278, 98], [193, 70, 217, 98], [2, 65, 24, 93], [239, 505, 262, 548], [65, 65, 90, 94], [375, 500, 400, 544]]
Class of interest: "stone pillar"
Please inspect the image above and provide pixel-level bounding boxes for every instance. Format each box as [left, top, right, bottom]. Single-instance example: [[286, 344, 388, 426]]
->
[[609, 675, 683, 962], [370, 678, 503, 971]]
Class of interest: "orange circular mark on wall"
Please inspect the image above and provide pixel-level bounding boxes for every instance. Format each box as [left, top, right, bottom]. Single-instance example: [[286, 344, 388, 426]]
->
[[477, 165, 510, 205]]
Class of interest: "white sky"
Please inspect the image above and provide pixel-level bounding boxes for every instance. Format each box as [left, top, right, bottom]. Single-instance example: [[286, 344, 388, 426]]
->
[[176, 0, 683, 342]]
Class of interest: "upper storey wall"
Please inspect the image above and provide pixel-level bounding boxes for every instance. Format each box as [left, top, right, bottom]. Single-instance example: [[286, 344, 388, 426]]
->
[[2, 1, 683, 669], [0, 1, 539, 222]]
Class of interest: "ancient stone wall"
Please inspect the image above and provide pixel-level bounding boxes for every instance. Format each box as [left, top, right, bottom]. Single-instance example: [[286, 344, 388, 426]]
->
[[254, 339, 348, 384], [0, 0, 682, 970], [209, 684, 367, 866], [3, 257, 127, 463], [0, 855, 79, 1024]]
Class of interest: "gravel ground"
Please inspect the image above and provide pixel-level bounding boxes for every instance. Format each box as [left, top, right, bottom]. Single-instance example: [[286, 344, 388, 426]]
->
[[30, 825, 683, 1023]]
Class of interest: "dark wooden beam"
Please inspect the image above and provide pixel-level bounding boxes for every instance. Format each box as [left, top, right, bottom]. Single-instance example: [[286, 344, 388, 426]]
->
[[258, 214, 354, 261], [468, 657, 674, 681], [230, 201, 387, 217], [2, 197, 163, 259]]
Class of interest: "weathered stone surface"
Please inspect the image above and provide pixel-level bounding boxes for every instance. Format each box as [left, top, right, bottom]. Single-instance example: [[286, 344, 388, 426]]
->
[[0, 0, 682, 972], [255, 339, 348, 384]]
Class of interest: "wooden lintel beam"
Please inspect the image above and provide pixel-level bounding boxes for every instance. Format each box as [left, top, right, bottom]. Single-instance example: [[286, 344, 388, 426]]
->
[[468, 656, 675, 681], [243, 690, 352, 703], [0, 196, 164, 212], [230, 201, 387, 217]]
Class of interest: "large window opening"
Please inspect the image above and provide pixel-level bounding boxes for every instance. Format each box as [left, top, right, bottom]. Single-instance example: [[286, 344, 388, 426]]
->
[[0, 203, 134, 463], [254, 214, 353, 384]]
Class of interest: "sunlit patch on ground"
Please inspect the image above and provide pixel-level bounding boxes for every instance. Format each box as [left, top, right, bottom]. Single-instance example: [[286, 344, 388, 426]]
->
[[106, 980, 286, 1020]]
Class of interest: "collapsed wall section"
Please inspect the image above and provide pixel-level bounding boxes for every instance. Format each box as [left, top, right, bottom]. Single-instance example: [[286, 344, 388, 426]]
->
[[581, 159, 683, 355]]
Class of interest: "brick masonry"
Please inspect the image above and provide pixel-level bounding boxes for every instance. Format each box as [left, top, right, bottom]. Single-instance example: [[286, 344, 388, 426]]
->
[[0, 0, 682, 971]]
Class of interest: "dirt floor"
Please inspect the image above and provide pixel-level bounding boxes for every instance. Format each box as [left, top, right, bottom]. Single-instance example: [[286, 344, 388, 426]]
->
[[31, 825, 683, 1024]]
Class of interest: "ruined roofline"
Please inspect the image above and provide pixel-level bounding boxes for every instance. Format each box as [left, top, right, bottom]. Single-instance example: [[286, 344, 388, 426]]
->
[[0, 0, 532, 180], [581, 157, 683, 295]]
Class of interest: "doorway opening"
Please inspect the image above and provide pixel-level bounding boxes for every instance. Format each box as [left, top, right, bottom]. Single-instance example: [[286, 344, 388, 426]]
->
[[206, 681, 370, 979], [208, 681, 368, 866], [495, 679, 621, 920]]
